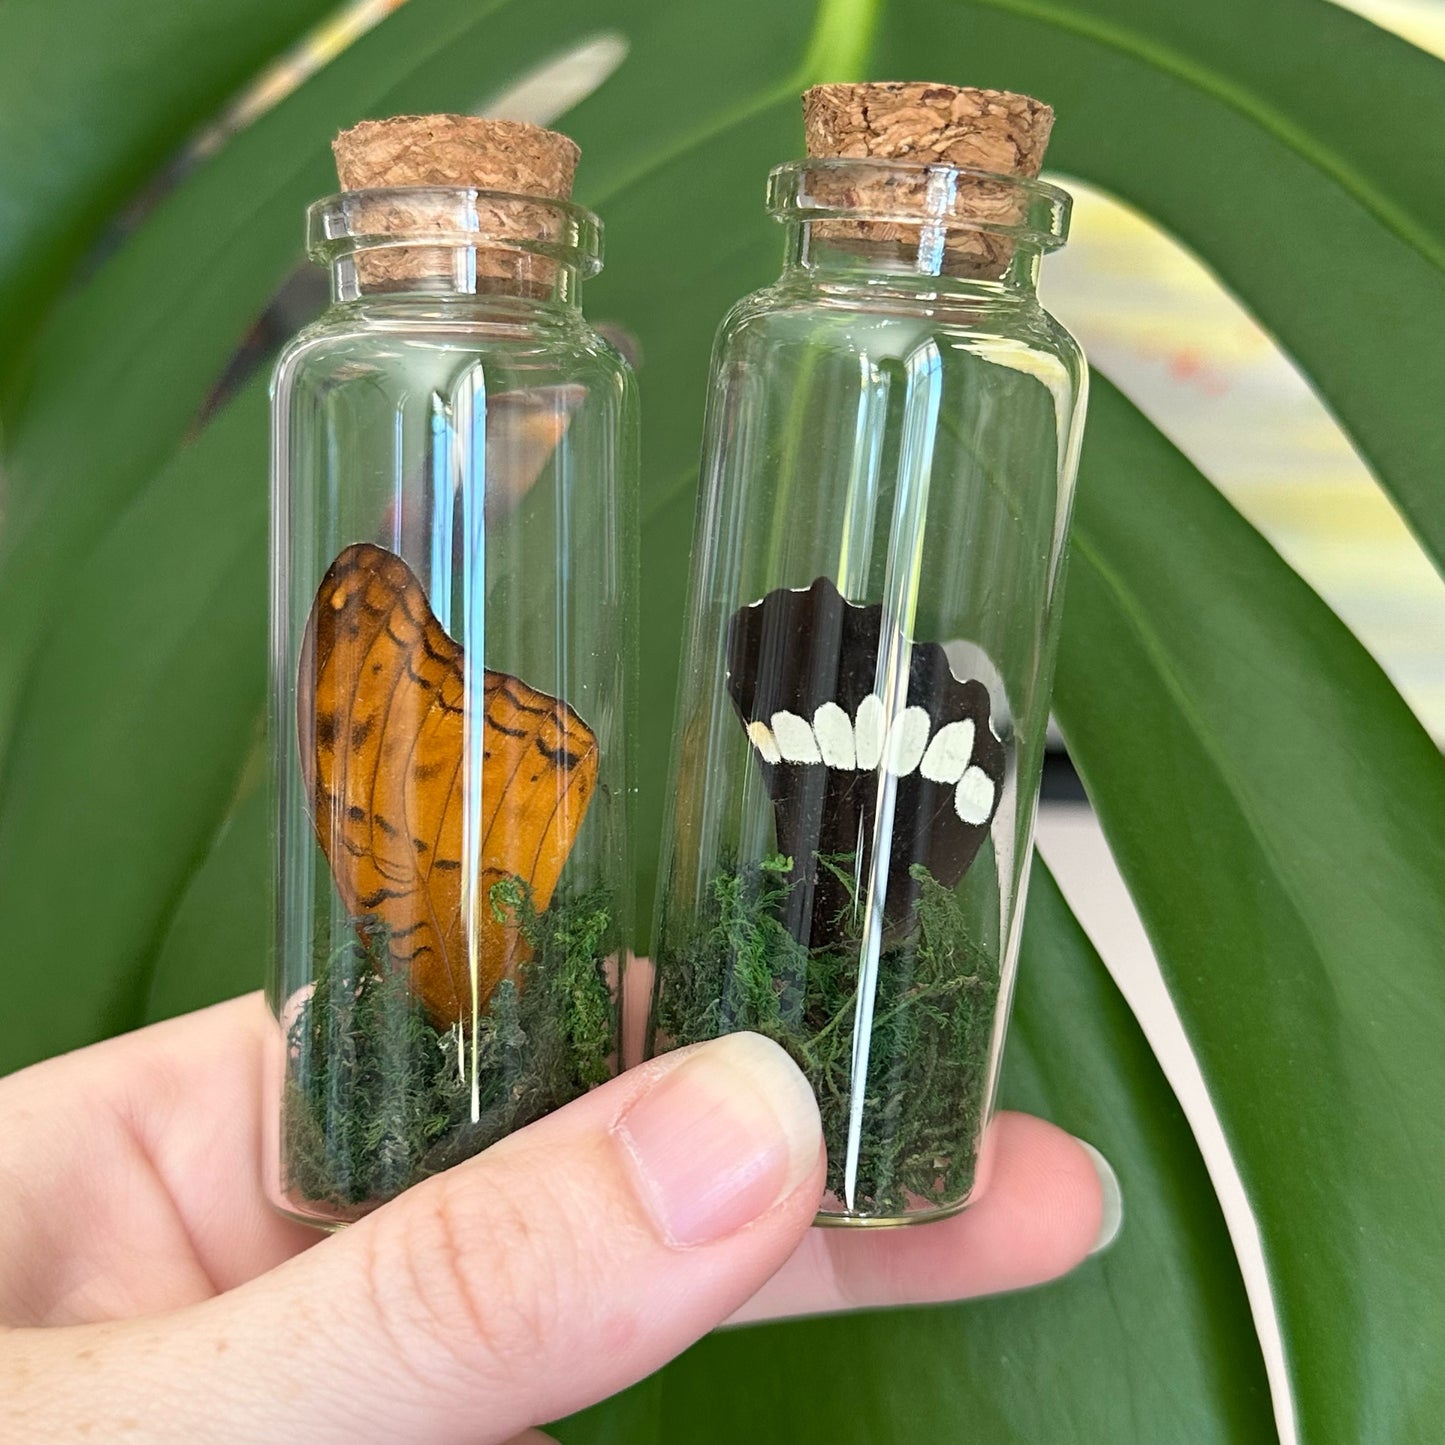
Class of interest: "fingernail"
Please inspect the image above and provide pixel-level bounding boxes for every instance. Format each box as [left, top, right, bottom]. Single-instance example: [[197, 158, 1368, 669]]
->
[[1077, 1139, 1123, 1255], [613, 1034, 822, 1247]]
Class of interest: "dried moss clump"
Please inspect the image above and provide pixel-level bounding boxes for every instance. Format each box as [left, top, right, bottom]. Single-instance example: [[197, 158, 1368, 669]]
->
[[282, 877, 614, 1211], [655, 856, 1001, 1213]]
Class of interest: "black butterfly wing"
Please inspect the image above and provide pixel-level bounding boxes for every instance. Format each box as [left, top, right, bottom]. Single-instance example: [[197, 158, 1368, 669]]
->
[[726, 576, 1006, 949]]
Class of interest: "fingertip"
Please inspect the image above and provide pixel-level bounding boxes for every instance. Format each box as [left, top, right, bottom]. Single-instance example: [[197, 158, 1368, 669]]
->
[[1073, 1137, 1123, 1255], [978, 1111, 1108, 1279], [611, 1032, 823, 1248], [821, 1111, 1109, 1310]]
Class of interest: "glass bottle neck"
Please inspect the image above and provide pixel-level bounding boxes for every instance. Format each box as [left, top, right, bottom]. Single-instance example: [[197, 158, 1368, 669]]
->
[[763, 159, 1069, 306], [780, 220, 1044, 300], [328, 245, 585, 311], [309, 187, 602, 316]]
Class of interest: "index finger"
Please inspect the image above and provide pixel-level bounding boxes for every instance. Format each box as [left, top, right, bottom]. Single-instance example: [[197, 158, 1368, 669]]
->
[[0, 994, 317, 1322], [729, 1111, 1112, 1323]]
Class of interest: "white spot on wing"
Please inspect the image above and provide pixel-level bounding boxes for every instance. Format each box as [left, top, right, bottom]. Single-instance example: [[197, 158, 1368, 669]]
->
[[920, 719, 976, 784], [955, 766, 996, 825], [854, 694, 885, 770], [771, 710, 821, 764], [813, 701, 855, 769], [746, 720, 781, 764], [885, 706, 930, 776]]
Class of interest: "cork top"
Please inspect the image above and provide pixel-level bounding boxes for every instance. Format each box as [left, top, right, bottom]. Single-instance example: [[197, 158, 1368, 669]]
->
[[324, 115, 586, 293], [802, 83, 1053, 177], [795, 83, 1058, 279], [332, 114, 579, 199]]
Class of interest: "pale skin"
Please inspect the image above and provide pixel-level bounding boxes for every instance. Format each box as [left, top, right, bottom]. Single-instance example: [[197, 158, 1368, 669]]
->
[[0, 993, 1107, 1443]]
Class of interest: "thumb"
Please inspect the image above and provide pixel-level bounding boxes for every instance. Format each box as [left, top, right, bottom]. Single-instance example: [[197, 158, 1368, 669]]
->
[[7, 1034, 823, 1445]]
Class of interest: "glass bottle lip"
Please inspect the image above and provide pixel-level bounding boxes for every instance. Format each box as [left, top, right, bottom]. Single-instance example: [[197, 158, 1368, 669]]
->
[[306, 185, 605, 276], [766, 158, 1071, 251]]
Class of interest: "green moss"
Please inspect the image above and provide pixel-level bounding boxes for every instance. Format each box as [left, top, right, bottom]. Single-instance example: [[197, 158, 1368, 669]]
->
[[282, 878, 615, 1212], [654, 855, 1001, 1214]]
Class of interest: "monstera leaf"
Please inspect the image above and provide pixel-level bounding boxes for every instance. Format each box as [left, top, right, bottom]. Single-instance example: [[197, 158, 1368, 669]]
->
[[1, 0, 1441, 1440]]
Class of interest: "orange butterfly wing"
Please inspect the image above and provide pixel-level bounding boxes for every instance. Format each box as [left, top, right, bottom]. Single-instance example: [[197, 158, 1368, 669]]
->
[[297, 542, 598, 1025]]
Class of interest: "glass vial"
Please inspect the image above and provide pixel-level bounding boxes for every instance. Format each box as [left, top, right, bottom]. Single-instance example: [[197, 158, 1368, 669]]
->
[[647, 84, 1087, 1225], [266, 116, 637, 1227]]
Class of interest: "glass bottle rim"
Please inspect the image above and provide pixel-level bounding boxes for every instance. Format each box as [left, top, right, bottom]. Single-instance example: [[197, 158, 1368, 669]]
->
[[766, 158, 1071, 251], [306, 186, 604, 276]]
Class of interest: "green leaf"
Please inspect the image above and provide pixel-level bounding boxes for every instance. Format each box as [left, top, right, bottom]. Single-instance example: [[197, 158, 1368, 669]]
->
[[880, 0, 1445, 575], [144, 753, 270, 1025], [998, 0, 1445, 261], [0, 0, 338, 381], [1055, 376, 1445, 1443], [0, 384, 269, 1066], [557, 865, 1275, 1444]]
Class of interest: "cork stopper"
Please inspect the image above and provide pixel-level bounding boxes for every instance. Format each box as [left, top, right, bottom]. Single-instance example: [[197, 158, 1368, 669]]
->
[[333, 114, 579, 197], [330, 114, 581, 290], [800, 83, 1055, 278]]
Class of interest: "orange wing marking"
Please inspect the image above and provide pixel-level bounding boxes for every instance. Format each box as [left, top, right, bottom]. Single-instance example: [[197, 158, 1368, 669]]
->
[[297, 542, 598, 1025]]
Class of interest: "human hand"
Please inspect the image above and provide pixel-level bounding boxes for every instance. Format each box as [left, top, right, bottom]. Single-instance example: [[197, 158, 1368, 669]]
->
[[0, 994, 1116, 1443]]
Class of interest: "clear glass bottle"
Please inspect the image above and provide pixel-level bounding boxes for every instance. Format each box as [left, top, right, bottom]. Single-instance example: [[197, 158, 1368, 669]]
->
[[648, 92, 1087, 1225], [266, 120, 636, 1227]]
